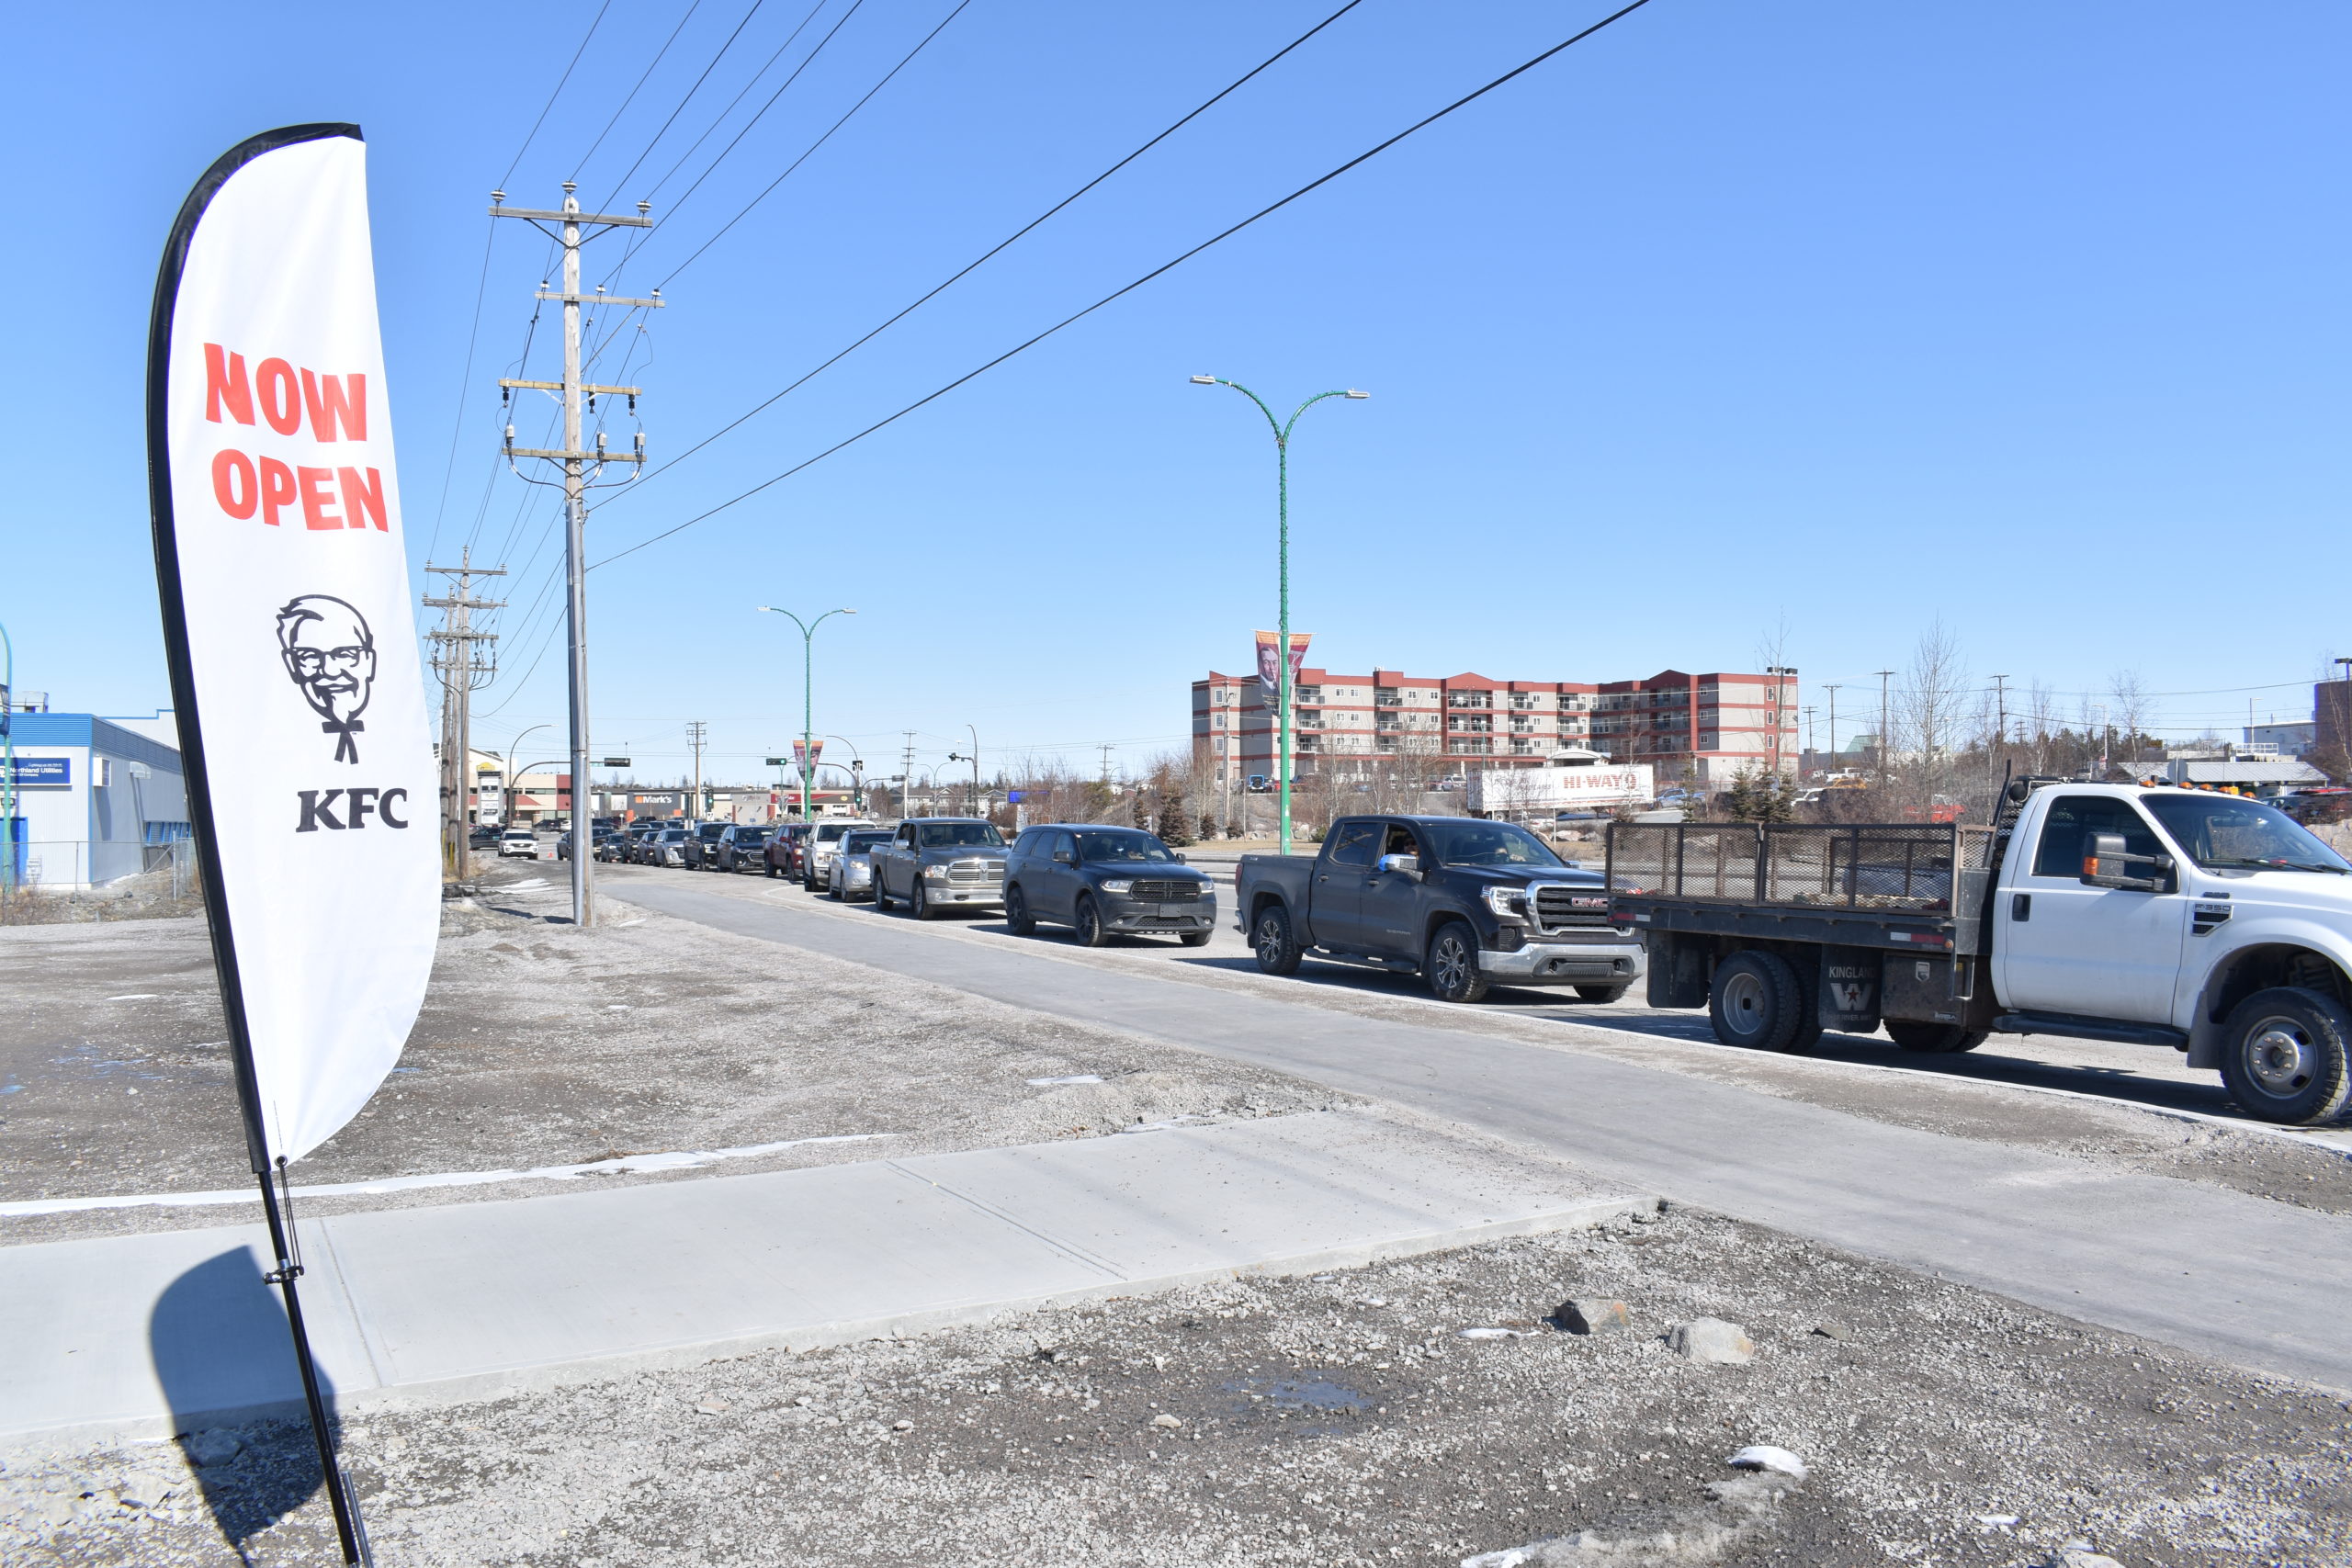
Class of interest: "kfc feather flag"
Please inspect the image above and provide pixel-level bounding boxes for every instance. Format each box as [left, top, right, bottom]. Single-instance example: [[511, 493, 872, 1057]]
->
[[148, 125, 436, 1168]]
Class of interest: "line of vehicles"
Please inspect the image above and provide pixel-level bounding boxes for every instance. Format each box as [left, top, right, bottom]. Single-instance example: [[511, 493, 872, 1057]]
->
[[549, 773, 2352, 1126]]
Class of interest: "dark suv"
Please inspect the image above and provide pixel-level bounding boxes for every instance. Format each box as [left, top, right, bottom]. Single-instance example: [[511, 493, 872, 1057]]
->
[[1003, 824, 1216, 946], [713, 824, 771, 872], [681, 821, 730, 870]]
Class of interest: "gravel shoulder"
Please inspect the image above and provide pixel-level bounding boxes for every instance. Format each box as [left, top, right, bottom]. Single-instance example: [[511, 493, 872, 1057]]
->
[[12, 1204, 2347, 1567], [0, 872, 1349, 1245]]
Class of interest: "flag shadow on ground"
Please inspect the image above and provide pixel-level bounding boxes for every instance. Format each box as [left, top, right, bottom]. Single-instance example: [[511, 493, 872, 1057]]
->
[[149, 1247, 334, 1560]]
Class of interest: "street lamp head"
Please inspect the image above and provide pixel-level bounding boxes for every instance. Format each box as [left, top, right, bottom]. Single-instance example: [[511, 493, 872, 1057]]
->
[[1343, 389, 1369, 399], [755, 605, 775, 614], [1189, 375, 1218, 385], [838, 608, 857, 615]]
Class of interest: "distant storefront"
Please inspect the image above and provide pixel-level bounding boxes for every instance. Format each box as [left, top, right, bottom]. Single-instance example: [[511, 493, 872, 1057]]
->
[[5, 713, 189, 887]]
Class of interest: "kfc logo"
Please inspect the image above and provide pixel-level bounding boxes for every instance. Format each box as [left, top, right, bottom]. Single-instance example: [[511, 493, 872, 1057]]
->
[[277, 594, 375, 763]]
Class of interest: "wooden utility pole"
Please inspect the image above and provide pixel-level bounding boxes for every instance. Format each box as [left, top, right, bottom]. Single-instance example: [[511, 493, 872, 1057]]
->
[[492, 182, 657, 929], [424, 551, 505, 883]]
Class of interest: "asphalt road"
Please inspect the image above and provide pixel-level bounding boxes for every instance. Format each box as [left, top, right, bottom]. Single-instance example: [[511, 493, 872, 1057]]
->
[[609, 867, 2352, 1393]]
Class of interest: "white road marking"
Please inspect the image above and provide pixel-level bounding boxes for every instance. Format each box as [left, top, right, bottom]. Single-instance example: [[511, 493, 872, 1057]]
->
[[104, 995, 160, 1001], [0, 1134, 902, 1218]]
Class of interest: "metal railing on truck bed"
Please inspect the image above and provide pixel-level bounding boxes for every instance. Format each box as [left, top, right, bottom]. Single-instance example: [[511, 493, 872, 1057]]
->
[[1605, 821, 1996, 916]]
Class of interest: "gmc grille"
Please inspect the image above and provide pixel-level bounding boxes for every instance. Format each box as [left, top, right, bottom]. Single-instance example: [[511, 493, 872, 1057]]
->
[[1531, 883, 1617, 935]]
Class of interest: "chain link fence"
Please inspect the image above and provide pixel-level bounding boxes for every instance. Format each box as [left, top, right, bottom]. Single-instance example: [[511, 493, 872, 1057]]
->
[[0, 838, 203, 924]]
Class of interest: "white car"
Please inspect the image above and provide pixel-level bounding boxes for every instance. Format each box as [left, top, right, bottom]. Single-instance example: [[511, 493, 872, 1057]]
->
[[498, 829, 539, 859]]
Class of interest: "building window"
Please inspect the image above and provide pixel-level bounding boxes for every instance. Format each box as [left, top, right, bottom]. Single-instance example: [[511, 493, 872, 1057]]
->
[[1451, 739, 1493, 756], [1449, 716, 1492, 734], [1508, 738, 1539, 755], [1446, 692, 1493, 709]]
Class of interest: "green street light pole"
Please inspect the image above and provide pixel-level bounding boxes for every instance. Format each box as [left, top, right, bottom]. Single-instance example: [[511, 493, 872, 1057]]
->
[[757, 606, 855, 823], [1192, 377, 1367, 854]]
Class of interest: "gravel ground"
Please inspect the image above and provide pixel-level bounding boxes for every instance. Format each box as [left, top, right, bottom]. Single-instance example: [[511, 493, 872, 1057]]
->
[[0, 873, 1345, 1245], [8, 1203, 2347, 1567]]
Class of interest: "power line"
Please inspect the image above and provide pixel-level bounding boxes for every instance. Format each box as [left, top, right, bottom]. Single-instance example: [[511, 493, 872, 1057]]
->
[[589, 0, 1661, 570], [503, 0, 617, 187], [654, 0, 973, 288], [611, 0, 1371, 492], [653, 0, 868, 224], [597, 0, 774, 206], [634, 0, 836, 208], [572, 2, 707, 183]]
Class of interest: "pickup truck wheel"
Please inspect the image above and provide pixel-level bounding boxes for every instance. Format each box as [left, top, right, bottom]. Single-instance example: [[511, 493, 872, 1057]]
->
[[1708, 951, 1804, 1051], [910, 880, 936, 920], [1426, 921, 1489, 1005], [873, 876, 894, 911], [1252, 907, 1303, 976], [2219, 987, 2352, 1125], [1073, 895, 1111, 948], [1884, 1020, 1987, 1054], [1005, 885, 1037, 935], [1572, 985, 1629, 1004]]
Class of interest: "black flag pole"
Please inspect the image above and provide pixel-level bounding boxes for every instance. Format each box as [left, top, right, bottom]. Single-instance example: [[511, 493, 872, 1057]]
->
[[146, 123, 378, 1568]]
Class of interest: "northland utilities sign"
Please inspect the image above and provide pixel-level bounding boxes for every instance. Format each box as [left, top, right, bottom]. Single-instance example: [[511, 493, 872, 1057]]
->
[[150, 125, 435, 1168]]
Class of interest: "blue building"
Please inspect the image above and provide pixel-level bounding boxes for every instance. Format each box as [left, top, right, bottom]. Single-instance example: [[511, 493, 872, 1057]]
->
[[3, 713, 188, 888]]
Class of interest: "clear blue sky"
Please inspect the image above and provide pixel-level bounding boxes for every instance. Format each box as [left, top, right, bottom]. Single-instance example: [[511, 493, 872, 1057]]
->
[[6, 1, 2346, 784]]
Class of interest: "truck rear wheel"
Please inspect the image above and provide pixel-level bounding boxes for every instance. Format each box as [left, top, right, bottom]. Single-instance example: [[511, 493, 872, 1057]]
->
[[1252, 906, 1302, 976], [2219, 987, 2352, 1126], [1885, 1020, 1987, 1054], [1708, 951, 1804, 1052], [1426, 921, 1489, 1005]]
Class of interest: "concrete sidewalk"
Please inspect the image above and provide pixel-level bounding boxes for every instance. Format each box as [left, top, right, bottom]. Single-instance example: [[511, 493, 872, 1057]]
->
[[0, 1112, 1641, 1449], [616, 876, 2352, 1393]]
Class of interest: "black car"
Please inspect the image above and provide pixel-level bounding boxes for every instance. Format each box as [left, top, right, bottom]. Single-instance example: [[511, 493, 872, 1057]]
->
[[1002, 823, 1216, 947], [559, 828, 621, 861], [468, 824, 502, 849], [681, 820, 730, 870], [714, 824, 772, 872]]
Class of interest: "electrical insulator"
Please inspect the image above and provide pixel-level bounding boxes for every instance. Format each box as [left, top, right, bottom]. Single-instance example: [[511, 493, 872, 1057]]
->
[[499, 387, 509, 407], [596, 432, 607, 457], [634, 431, 645, 455], [627, 393, 636, 413], [503, 423, 514, 447]]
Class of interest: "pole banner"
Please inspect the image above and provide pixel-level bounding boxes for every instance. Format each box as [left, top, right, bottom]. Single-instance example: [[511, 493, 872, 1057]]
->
[[148, 125, 436, 1168], [1254, 630, 1311, 695]]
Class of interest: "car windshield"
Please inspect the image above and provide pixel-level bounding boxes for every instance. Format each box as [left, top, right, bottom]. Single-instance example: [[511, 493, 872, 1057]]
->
[[1419, 819, 1566, 868], [2141, 793, 2352, 874], [1073, 829, 1176, 863], [699, 824, 726, 839], [842, 831, 891, 852], [917, 822, 1003, 849]]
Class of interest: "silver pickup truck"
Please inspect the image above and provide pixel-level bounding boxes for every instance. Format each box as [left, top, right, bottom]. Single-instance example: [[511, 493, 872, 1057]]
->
[[871, 817, 1009, 920]]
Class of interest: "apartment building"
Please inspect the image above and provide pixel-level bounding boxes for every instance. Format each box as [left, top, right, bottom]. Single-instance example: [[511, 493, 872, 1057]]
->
[[1193, 665, 1797, 787]]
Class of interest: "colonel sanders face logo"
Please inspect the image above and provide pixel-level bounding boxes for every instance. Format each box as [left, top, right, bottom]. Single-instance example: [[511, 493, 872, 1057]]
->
[[277, 596, 376, 763]]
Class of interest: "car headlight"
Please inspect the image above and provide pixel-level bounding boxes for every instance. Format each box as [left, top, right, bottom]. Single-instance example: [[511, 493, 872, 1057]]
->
[[1482, 885, 1529, 922], [922, 863, 949, 880], [1099, 878, 1135, 894]]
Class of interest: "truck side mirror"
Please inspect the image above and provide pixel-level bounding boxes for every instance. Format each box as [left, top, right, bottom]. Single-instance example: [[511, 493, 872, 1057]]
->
[[2081, 831, 2173, 891]]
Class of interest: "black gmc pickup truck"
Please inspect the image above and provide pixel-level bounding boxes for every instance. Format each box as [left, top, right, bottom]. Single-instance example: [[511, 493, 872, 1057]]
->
[[1234, 815, 1647, 1003]]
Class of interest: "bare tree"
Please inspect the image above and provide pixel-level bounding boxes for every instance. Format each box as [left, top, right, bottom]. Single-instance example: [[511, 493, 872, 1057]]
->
[[2108, 670, 2154, 771], [1897, 619, 1970, 806]]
